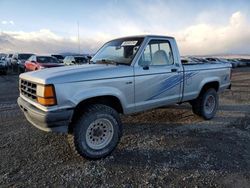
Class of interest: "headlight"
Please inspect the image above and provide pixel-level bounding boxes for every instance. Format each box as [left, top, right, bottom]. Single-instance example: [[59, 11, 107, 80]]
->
[[36, 85, 57, 106]]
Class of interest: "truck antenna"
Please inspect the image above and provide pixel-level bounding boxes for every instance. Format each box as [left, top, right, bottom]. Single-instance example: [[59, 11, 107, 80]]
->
[[77, 21, 81, 54]]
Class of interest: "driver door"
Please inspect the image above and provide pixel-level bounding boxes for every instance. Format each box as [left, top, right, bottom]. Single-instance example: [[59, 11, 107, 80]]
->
[[134, 39, 182, 111]]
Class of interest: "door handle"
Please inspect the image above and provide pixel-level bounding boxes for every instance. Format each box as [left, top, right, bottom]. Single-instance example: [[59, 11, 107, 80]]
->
[[171, 68, 178, 72]]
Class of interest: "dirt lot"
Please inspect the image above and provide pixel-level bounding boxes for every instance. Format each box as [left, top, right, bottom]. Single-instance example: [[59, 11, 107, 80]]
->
[[0, 68, 250, 187]]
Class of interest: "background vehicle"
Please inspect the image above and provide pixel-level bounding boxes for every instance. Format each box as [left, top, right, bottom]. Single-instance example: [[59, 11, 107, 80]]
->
[[0, 58, 8, 75], [236, 58, 250, 67], [18, 35, 231, 159], [181, 56, 208, 64], [11, 53, 34, 72], [204, 57, 222, 63], [5, 54, 13, 66], [63, 55, 88, 65], [225, 59, 240, 68], [51, 54, 64, 63], [25, 55, 63, 71], [0, 53, 7, 60]]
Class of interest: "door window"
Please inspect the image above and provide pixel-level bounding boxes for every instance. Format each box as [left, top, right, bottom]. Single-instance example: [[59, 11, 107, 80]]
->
[[139, 40, 174, 66]]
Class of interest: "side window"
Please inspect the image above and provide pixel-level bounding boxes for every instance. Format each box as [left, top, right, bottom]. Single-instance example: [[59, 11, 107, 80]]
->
[[139, 40, 174, 66], [29, 56, 35, 61], [28, 56, 32, 61]]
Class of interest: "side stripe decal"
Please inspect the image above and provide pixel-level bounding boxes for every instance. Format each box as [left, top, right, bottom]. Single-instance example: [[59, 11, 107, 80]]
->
[[147, 72, 199, 100]]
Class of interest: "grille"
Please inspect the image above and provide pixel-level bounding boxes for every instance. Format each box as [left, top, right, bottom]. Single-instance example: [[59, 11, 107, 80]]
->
[[20, 79, 37, 101]]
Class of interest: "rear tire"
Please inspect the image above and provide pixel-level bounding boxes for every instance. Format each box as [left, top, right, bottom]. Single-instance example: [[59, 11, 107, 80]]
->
[[68, 104, 122, 159], [191, 88, 218, 120]]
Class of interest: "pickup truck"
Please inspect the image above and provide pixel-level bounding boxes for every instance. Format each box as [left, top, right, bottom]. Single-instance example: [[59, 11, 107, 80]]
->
[[18, 35, 231, 159]]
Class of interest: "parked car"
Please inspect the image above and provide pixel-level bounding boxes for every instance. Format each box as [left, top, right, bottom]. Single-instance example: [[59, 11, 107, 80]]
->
[[191, 57, 209, 63], [63, 55, 88, 65], [181, 56, 208, 64], [11, 53, 34, 72], [51, 54, 64, 63], [5, 54, 13, 66], [0, 57, 8, 74], [181, 57, 196, 64], [18, 35, 231, 159], [236, 58, 250, 67], [24, 55, 64, 71], [0, 53, 7, 59], [225, 59, 240, 68], [204, 57, 222, 63]]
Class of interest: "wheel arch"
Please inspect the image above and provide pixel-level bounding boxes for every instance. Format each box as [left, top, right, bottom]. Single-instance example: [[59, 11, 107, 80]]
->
[[199, 81, 219, 96], [69, 95, 124, 132]]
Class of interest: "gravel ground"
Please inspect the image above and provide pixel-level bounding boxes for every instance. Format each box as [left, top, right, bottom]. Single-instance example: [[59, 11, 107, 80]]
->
[[0, 68, 250, 187]]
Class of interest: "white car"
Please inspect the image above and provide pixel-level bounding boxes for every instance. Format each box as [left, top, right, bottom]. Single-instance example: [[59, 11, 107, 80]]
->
[[63, 56, 88, 66]]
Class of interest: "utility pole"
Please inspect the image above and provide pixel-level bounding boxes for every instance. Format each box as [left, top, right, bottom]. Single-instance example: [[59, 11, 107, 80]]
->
[[77, 21, 81, 54]]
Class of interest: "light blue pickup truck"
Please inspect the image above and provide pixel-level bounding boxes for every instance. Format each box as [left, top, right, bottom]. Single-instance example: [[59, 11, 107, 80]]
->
[[18, 35, 231, 159]]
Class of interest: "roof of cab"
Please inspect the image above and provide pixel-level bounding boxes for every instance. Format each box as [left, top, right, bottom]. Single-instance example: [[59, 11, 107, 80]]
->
[[111, 35, 175, 41]]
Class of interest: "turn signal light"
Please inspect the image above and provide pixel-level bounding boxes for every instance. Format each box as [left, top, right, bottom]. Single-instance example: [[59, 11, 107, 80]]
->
[[37, 97, 56, 106], [36, 85, 57, 106], [37, 85, 54, 97]]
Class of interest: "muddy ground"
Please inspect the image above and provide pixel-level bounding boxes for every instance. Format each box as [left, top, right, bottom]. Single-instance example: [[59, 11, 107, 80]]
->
[[0, 67, 250, 187]]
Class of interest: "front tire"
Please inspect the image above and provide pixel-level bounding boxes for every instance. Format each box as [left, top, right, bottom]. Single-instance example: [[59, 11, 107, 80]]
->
[[191, 88, 218, 120], [68, 104, 122, 159]]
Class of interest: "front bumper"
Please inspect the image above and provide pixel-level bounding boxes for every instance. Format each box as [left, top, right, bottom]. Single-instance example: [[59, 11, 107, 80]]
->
[[17, 97, 73, 133]]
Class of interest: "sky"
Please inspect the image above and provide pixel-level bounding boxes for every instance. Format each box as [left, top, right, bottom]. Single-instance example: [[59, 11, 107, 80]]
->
[[0, 0, 250, 55]]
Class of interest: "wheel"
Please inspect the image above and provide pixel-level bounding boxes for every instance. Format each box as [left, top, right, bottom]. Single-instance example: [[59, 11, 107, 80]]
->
[[68, 104, 122, 159], [191, 88, 218, 120]]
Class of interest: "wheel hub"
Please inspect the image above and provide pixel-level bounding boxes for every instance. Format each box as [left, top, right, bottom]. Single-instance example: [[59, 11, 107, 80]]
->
[[205, 95, 216, 114], [86, 118, 114, 150]]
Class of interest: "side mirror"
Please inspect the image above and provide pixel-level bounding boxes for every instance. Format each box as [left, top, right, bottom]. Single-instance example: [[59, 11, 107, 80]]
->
[[72, 61, 76, 64], [143, 65, 149, 70]]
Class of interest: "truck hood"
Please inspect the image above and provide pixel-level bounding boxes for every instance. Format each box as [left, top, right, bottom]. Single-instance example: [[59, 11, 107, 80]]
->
[[20, 64, 133, 84]]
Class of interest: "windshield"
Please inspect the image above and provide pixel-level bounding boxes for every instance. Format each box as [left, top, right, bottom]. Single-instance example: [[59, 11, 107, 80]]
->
[[19, 54, 33, 60], [52, 55, 64, 59], [75, 57, 87, 63], [91, 37, 144, 65], [37, 56, 59, 64]]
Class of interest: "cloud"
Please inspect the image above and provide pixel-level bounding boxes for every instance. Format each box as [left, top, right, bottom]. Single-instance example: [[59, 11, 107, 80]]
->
[[0, 11, 250, 55], [0, 29, 102, 54], [176, 11, 250, 55], [1, 20, 14, 25]]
